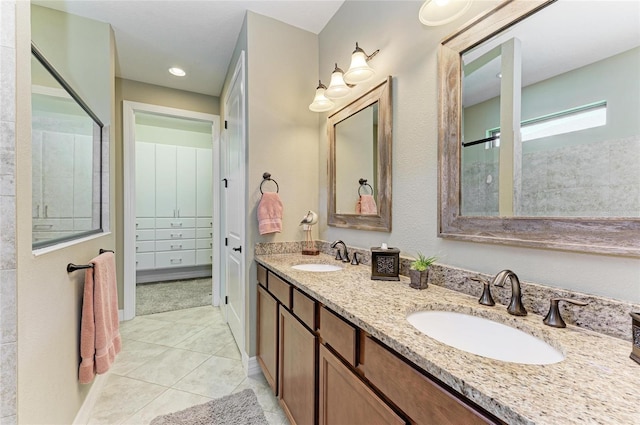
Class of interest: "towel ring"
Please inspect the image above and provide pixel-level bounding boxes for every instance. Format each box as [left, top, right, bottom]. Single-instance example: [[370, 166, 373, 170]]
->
[[260, 172, 279, 194], [358, 178, 373, 196]]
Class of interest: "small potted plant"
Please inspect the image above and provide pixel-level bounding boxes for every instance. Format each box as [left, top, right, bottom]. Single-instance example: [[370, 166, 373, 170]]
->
[[409, 253, 437, 289]]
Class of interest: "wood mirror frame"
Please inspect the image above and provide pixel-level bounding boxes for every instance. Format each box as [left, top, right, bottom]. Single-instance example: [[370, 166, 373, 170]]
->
[[438, 0, 640, 257], [328, 76, 392, 231]]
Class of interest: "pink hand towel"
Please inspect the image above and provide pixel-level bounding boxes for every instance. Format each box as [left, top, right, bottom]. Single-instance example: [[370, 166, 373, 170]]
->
[[79, 251, 121, 384], [258, 192, 283, 235], [356, 194, 377, 215]]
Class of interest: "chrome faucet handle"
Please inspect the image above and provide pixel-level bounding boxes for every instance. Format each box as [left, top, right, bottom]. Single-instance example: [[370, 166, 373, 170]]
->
[[350, 252, 359, 265], [470, 277, 495, 306], [543, 298, 588, 328]]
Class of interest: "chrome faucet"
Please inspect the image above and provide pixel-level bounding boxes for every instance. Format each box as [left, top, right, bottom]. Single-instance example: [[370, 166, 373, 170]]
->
[[330, 240, 350, 263], [491, 270, 527, 316]]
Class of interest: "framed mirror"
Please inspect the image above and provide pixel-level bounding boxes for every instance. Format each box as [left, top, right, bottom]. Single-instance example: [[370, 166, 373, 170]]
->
[[328, 76, 392, 231], [31, 43, 104, 249], [438, 0, 640, 256]]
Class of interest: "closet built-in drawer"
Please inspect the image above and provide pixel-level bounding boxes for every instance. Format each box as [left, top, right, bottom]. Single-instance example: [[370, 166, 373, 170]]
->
[[156, 228, 196, 240], [156, 251, 196, 268], [257, 264, 267, 287], [196, 218, 213, 228], [196, 228, 213, 239], [156, 217, 196, 229], [359, 335, 497, 425], [196, 249, 213, 265], [136, 229, 155, 241], [267, 272, 291, 308], [156, 239, 196, 252], [196, 239, 213, 249], [33, 218, 74, 231], [136, 253, 155, 270], [319, 306, 357, 367], [293, 288, 316, 330], [136, 241, 155, 253], [135, 218, 155, 229]]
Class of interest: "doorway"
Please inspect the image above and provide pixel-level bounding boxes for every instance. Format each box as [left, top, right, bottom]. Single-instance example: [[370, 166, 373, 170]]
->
[[122, 101, 220, 320]]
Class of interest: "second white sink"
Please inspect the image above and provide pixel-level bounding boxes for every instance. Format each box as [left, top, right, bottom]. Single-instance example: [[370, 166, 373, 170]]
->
[[407, 310, 564, 365], [292, 263, 343, 272]]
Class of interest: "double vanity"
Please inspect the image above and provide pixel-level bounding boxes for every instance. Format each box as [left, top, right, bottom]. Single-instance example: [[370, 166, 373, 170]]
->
[[255, 252, 639, 425]]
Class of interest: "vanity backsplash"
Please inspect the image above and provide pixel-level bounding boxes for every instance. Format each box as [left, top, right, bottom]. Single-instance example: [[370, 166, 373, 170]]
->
[[256, 241, 639, 342]]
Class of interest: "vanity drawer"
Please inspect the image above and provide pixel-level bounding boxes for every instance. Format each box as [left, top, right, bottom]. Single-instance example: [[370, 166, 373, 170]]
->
[[319, 306, 357, 367], [196, 228, 214, 239], [196, 249, 212, 265], [257, 264, 268, 287], [156, 251, 196, 268], [136, 229, 155, 241], [359, 335, 498, 425], [136, 253, 155, 270], [267, 272, 291, 308], [196, 239, 213, 249], [293, 288, 316, 330]]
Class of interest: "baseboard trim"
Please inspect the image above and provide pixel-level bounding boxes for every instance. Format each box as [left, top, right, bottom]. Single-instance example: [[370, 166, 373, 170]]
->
[[136, 266, 212, 284], [73, 372, 110, 425], [243, 354, 261, 377]]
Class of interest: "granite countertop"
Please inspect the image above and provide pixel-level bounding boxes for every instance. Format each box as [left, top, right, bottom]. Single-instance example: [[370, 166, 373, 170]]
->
[[255, 253, 640, 425]]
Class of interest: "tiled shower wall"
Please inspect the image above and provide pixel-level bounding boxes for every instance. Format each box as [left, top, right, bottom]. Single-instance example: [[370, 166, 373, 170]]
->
[[462, 136, 640, 217], [0, 1, 17, 423]]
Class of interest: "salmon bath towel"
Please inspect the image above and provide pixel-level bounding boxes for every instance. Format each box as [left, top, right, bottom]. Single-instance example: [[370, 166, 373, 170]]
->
[[356, 194, 378, 215], [79, 251, 121, 384], [258, 192, 283, 235]]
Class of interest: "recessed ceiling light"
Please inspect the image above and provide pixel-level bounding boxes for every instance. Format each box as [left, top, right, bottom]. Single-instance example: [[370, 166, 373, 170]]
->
[[169, 67, 186, 77]]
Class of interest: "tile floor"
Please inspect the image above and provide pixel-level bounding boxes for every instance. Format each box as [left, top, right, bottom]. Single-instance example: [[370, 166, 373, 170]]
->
[[86, 306, 289, 424]]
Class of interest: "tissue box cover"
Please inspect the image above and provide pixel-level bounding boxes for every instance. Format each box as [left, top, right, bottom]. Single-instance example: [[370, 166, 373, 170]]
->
[[371, 247, 400, 281]]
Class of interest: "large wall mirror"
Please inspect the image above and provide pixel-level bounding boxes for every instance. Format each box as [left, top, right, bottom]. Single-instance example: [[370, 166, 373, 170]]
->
[[328, 76, 392, 231], [31, 44, 104, 249], [438, 0, 640, 256]]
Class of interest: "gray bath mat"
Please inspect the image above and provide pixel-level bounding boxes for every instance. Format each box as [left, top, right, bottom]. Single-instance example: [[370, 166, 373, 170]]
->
[[150, 389, 268, 425]]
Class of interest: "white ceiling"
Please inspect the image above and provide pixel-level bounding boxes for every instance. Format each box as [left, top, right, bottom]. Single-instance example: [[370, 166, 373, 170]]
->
[[34, 0, 345, 97]]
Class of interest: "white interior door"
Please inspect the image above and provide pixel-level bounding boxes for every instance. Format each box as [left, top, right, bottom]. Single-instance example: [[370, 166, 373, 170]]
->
[[222, 52, 246, 353]]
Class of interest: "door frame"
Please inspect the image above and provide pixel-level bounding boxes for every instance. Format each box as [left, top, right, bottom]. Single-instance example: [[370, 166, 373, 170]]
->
[[122, 101, 220, 321]]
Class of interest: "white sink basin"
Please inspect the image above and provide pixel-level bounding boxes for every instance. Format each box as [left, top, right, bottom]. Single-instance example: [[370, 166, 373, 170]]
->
[[291, 263, 343, 272], [407, 310, 564, 365]]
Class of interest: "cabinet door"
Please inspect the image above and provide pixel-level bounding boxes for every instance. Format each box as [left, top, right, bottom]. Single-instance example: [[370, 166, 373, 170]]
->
[[279, 308, 316, 425], [319, 344, 405, 425], [136, 142, 156, 217], [257, 285, 278, 394], [176, 146, 196, 217], [196, 147, 213, 217], [42, 131, 75, 218], [155, 144, 177, 217]]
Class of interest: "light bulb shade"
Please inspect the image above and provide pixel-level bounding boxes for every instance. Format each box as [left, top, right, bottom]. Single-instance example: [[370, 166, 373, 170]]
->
[[308, 81, 334, 112], [344, 50, 375, 84], [324, 65, 351, 99], [419, 0, 471, 26]]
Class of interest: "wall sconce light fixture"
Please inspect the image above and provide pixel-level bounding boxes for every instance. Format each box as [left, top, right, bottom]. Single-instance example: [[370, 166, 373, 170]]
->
[[344, 42, 379, 84], [325, 64, 351, 99], [308, 80, 335, 112], [309, 43, 380, 112], [419, 0, 471, 26]]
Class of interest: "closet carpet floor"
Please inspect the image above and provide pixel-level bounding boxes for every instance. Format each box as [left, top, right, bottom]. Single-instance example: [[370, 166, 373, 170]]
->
[[136, 278, 212, 316]]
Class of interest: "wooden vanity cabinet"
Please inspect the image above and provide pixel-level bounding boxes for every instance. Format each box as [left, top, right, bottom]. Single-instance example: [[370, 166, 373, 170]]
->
[[256, 263, 503, 425], [256, 284, 278, 393], [279, 307, 317, 425], [359, 335, 501, 425], [319, 344, 405, 425]]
